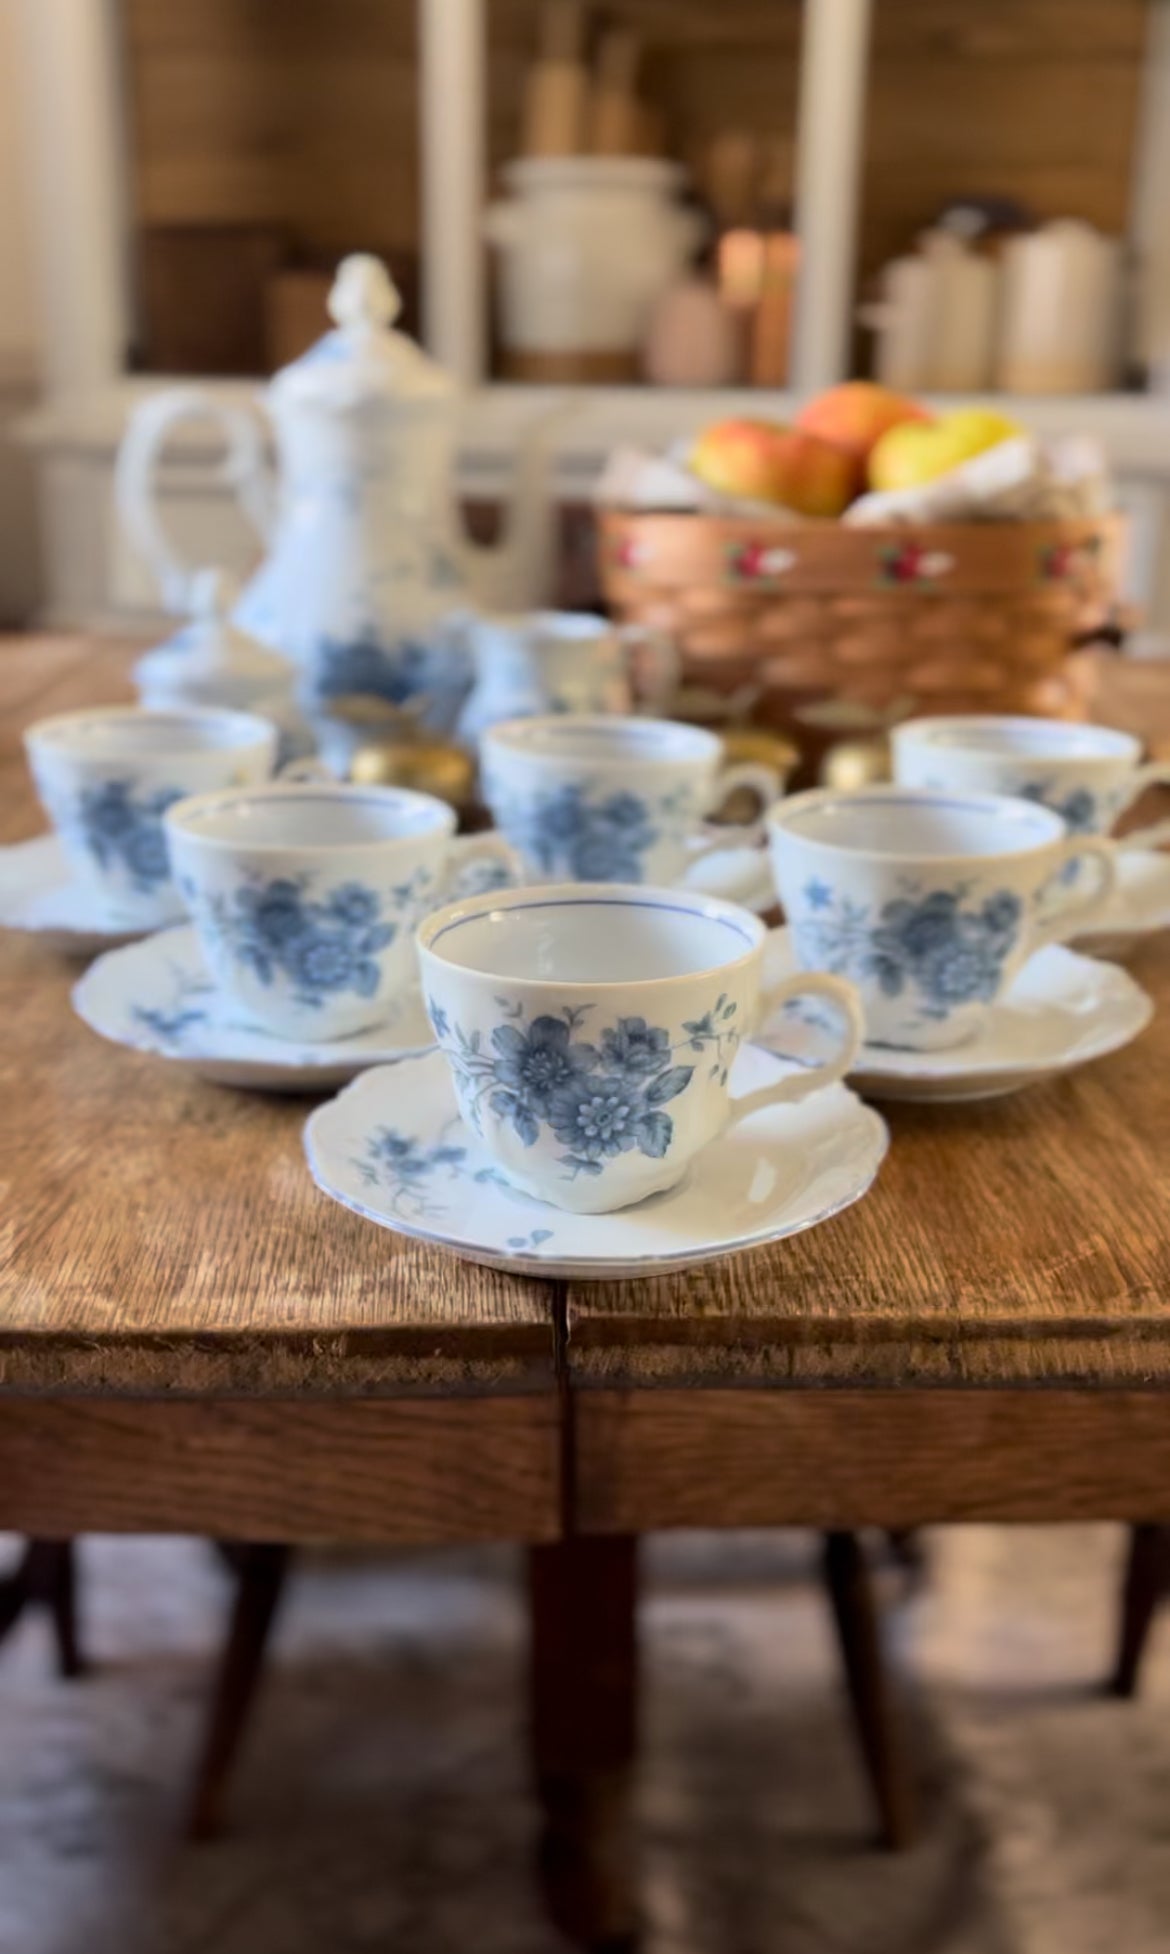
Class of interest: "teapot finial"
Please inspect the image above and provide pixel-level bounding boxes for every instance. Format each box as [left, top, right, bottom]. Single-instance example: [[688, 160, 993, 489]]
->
[[328, 254, 402, 333]]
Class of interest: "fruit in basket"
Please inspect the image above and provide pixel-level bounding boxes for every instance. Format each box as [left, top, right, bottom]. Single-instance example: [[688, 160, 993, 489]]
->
[[868, 406, 1024, 492], [794, 381, 930, 467], [689, 418, 855, 517]]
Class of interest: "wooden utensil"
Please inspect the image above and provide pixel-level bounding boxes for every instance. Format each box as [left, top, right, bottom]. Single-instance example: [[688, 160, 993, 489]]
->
[[588, 28, 641, 157], [521, 0, 589, 159]]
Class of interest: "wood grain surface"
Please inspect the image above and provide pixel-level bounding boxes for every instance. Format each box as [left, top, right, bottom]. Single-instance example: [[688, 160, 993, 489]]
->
[[0, 1397, 559, 1543], [563, 961, 1170, 1387], [573, 1389, 1170, 1532], [0, 638, 557, 1397]]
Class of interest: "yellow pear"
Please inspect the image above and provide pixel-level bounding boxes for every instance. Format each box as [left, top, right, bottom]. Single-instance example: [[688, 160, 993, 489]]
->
[[868, 407, 1023, 493]]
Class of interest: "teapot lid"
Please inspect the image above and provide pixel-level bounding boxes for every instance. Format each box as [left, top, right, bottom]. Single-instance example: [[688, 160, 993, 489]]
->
[[137, 569, 292, 683], [269, 254, 455, 408]]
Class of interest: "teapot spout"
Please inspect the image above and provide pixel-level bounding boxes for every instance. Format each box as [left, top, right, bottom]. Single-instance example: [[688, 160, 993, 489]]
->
[[455, 397, 582, 613]]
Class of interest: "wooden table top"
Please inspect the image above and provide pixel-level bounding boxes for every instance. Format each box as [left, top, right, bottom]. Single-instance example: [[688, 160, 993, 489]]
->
[[3, 634, 1170, 1398]]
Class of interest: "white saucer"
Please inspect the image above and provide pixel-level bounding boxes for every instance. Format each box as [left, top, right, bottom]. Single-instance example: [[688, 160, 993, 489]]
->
[[0, 833, 156, 956], [72, 924, 435, 1091], [304, 1045, 888, 1280], [1073, 848, 1170, 959], [681, 842, 775, 915], [761, 930, 1153, 1104]]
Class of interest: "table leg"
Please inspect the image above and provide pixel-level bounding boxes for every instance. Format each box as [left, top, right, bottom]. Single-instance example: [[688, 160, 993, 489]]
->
[[822, 1530, 915, 1851], [1111, 1523, 1170, 1698], [187, 1542, 293, 1841], [0, 1538, 85, 1678], [528, 1535, 639, 1952]]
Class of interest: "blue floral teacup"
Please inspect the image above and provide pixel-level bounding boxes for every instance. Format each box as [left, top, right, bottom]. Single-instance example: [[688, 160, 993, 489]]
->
[[417, 882, 865, 1214], [480, 716, 780, 889], [893, 715, 1170, 851], [24, 706, 277, 927], [768, 785, 1119, 1052], [165, 782, 519, 1041]]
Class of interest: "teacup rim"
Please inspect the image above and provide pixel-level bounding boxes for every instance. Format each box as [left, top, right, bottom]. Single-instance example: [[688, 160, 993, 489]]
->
[[766, 784, 1069, 863], [482, 714, 721, 766], [164, 779, 457, 852], [893, 713, 1140, 763], [24, 703, 276, 755], [475, 609, 614, 641], [417, 880, 764, 991]]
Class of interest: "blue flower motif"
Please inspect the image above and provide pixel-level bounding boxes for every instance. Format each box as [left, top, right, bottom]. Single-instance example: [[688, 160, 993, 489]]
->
[[327, 883, 380, 928], [804, 876, 833, 911], [598, 1017, 671, 1077], [205, 873, 400, 1008], [74, 779, 184, 892], [427, 999, 450, 1039], [357, 1126, 468, 1219], [490, 1015, 598, 1132], [432, 1000, 717, 1183], [490, 781, 659, 883], [241, 878, 310, 948], [549, 1074, 645, 1160], [1021, 781, 1098, 835], [796, 879, 1023, 1021]]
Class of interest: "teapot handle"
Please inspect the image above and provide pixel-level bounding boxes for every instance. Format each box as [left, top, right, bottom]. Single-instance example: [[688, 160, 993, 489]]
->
[[115, 386, 277, 614]]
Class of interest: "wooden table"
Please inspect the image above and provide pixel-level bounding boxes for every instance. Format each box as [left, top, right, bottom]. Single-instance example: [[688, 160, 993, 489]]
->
[[4, 635, 1170, 1946]]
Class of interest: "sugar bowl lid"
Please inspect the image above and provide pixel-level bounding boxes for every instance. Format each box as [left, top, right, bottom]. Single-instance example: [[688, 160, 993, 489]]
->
[[268, 254, 454, 409], [135, 569, 291, 685]]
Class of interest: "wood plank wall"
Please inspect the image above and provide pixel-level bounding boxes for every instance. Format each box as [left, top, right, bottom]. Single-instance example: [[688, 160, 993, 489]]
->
[[119, 0, 1150, 365]]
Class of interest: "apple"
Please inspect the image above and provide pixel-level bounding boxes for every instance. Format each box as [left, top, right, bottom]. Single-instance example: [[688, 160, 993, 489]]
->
[[795, 381, 930, 469], [690, 418, 855, 517], [868, 407, 1024, 493]]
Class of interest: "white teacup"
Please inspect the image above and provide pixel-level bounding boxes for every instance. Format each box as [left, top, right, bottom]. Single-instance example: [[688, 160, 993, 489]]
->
[[893, 715, 1170, 849], [480, 716, 779, 889], [165, 782, 518, 1042], [417, 882, 865, 1214], [24, 705, 277, 926], [458, 610, 677, 746], [768, 785, 1118, 1052]]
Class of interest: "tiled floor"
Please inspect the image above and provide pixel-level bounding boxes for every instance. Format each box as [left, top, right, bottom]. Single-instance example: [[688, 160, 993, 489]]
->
[[0, 1524, 1165, 1954]]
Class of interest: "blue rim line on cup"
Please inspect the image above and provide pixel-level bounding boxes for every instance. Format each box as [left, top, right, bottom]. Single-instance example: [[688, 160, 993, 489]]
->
[[164, 780, 458, 848], [418, 882, 763, 985], [766, 785, 1070, 860]]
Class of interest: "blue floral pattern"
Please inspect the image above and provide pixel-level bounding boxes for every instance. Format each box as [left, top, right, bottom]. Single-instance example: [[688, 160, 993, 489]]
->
[[204, 874, 413, 1009], [1020, 780, 1099, 834], [489, 782, 659, 882], [304, 630, 471, 734], [73, 779, 184, 891], [794, 882, 1023, 1021], [354, 1126, 470, 1219], [429, 995, 739, 1181]]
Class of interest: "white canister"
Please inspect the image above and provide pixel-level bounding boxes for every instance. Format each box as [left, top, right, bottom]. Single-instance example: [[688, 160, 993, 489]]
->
[[862, 233, 999, 394], [484, 157, 705, 365], [996, 220, 1123, 395]]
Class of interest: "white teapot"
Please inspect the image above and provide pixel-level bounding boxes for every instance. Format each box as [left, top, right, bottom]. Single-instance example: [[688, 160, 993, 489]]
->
[[116, 255, 561, 739]]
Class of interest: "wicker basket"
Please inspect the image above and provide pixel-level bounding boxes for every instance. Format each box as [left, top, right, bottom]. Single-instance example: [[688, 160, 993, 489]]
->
[[599, 511, 1124, 749]]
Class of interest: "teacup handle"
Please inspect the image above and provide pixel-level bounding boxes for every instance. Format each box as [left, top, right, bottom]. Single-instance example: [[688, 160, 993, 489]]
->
[[682, 762, 783, 869], [444, 833, 524, 901], [726, 961, 865, 1126], [617, 624, 680, 713], [1030, 836, 1118, 951], [1116, 760, 1170, 850]]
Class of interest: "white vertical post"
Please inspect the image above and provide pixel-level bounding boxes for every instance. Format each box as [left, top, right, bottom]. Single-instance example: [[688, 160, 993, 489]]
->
[[13, 0, 131, 399], [790, 0, 873, 396], [419, 0, 486, 385], [1129, 0, 1170, 387]]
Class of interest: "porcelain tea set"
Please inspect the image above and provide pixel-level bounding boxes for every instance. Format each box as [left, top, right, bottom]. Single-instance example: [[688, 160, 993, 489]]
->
[[2, 252, 1166, 1276]]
